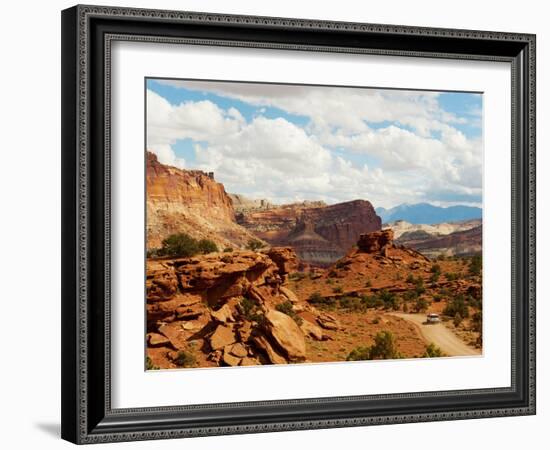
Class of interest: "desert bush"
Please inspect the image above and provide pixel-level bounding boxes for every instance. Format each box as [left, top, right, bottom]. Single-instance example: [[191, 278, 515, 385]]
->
[[145, 356, 159, 370], [239, 297, 265, 323], [424, 343, 444, 358], [453, 312, 463, 327], [339, 296, 366, 312], [365, 279, 372, 288], [414, 297, 429, 313], [333, 286, 343, 294], [289, 272, 306, 281], [346, 346, 371, 361], [471, 311, 482, 333], [347, 331, 403, 361], [223, 247, 233, 253], [174, 350, 197, 368], [159, 232, 199, 257], [361, 294, 378, 309], [469, 254, 482, 276], [246, 239, 264, 251], [430, 264, 442, 275], [443, 294, 470, 318], [406, 274, 415, 284], [335, 260, 347, 269], [308, 292, 336, 308], [197, 238, 218, 254], [275, 300, 303, 325], [445, 272, 460, 281], [379, 289, 399, 310], [402, 302, 409, 313], [429, 272, 440, 283]]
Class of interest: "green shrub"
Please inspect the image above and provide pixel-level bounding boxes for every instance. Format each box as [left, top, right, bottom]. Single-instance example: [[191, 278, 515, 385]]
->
[[307, 292, 335, 308], [453, 312, 463, 327], [346, 346, 371, 361], [289, 272, 306, 281], [347, 331, 403, 361], [414, 297, 429, 313], [223, 247, 233, 253], [145, 356, 159, 370], [361, 294, 378, 309], [379, 289, 399, 310], [275, 300, 303, 325], [443, 294, 470, 318], [424, 343, 444, 358], [333, 286, 343, 294], [445, 272, 460, 281], [159, 232, 199, 257], [429, 272, 440, 283], [197, 238, 218, 254], [339, 296, 366, 312], [471, 311, 482, 332], [430, 264, 442, 275], [406, 274, 415, 284], [246, 239, 264, 251], [174, 350, 197, 368], [239, 297, 265, 323], [365, 279, 372, 288], [469, 254, 482, 276]]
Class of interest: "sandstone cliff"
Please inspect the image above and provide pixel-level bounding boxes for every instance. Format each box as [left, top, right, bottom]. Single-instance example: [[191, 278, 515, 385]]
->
[[146, 152, 259, 249], [236, 199, 381, 266]]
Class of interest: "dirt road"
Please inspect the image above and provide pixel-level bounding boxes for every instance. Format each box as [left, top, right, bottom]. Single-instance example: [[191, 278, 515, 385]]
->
[[389, 313, 481, 357]]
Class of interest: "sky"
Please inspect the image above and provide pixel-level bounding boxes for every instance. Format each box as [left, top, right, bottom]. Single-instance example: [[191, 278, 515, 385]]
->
[[146, 78, 483, 209]]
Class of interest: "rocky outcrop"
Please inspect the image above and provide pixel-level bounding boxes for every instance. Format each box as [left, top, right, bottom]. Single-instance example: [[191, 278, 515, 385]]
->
[[236, 199, 381, 266], [357, 229, 394, 253], [146, 151, 260, 249], [146, 247, 325, 369]]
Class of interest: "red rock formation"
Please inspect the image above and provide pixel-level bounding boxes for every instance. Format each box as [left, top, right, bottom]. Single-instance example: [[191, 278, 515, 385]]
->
[[146, 151, 260, 249], [357, 229, 395, 253], [237, 199, 381, 266], [146, 248, 327, 369]]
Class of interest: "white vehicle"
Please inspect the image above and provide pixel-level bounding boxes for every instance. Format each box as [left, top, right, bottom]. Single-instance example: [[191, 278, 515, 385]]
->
[[426, 313, 440, 324]]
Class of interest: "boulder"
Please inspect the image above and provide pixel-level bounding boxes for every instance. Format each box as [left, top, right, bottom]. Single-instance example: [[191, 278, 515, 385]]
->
[[227, 342, 248, 358], [263, 309, 306, 362], [147, 332, 171, 347], [316, 312, 341, 331], [280, 286, 299, 304], [222, 349, 242, 367], [211, 303, 236, 323], [300, 320, 329, 341], [209, 325, 236, 351], [252, 334, 288, 365], [158, 322, 188, 350]]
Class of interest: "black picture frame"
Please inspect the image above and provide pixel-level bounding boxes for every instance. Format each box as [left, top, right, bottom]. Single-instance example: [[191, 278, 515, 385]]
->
[[61, 4, 536, 444]]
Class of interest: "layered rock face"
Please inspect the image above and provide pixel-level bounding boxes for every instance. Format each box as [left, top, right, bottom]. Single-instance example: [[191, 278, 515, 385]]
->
[[396, 224, 482, 258], [146, 152, 259, 249], [146, 247, 333, 369], [237, 199, 382, 266]]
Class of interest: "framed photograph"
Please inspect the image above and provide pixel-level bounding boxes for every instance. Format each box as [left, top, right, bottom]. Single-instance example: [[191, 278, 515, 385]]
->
[[61, 5, 536, 444]]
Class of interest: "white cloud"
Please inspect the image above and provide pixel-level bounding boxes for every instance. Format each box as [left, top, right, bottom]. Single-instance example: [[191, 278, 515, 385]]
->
[[146, 84, 483, 208]]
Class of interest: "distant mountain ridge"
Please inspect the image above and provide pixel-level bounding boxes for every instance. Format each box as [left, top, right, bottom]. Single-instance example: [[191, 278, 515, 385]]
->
[[376, 203, 482, 225]]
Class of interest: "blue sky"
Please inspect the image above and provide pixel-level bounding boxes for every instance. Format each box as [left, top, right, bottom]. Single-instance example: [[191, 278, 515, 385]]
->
[[146, 78, 483, 208]]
